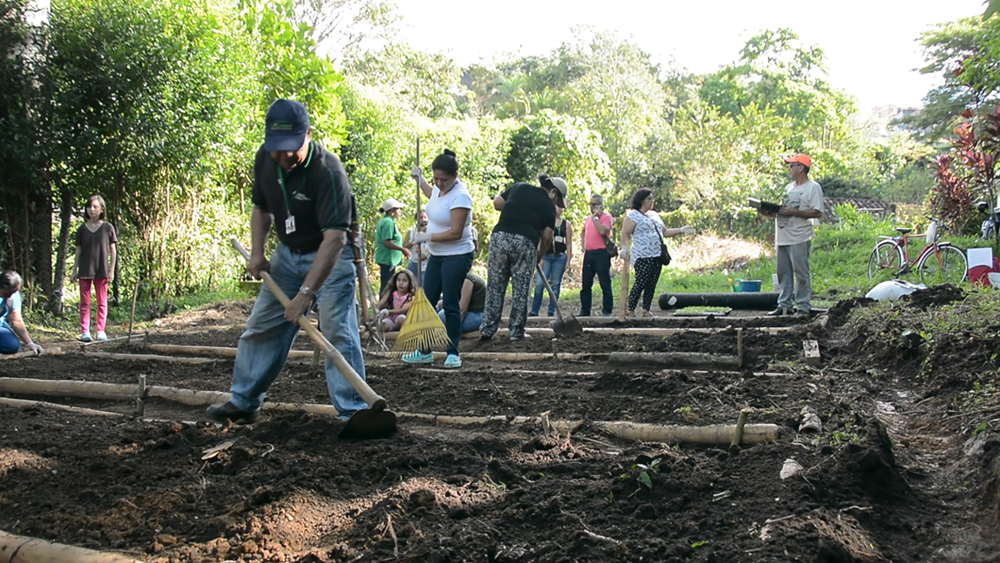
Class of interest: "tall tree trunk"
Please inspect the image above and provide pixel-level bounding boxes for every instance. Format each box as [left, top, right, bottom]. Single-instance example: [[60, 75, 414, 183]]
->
[[25, 183, 53, 311], [48, 184, 74, 315]]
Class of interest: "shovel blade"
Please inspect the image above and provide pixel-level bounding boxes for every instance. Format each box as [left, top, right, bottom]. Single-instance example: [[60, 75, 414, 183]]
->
[[338, 399, 398, 440], [551, 315, 584, 338]]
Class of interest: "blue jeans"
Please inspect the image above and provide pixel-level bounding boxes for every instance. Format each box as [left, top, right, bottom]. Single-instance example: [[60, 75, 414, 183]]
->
[[0, 325, 19, 354], [422, 252, 474, 356], [531, 253, 568, 315], [229, 243, 368, 418], [438, 309, 484, 334]]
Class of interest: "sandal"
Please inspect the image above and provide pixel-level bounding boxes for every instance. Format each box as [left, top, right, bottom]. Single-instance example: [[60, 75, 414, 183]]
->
[[642, 310, 654, 318], [625, 310, 636, 318]]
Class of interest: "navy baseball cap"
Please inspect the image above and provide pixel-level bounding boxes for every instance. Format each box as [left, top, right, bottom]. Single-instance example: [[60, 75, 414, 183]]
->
[[264, 99, 310, 152]]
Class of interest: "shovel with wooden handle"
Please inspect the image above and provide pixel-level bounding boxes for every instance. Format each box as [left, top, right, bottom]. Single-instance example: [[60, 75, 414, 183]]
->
[[231, 238, 396, 440]]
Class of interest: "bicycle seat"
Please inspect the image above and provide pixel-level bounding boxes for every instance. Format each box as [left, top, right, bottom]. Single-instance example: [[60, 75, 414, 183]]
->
[[895, 227, 912, 234]]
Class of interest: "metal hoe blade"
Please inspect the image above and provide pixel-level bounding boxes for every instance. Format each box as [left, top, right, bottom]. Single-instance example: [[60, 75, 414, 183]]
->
[[537, 263, 583, 338], [551, 314, 584, 338], [338, 399, 398, 440]]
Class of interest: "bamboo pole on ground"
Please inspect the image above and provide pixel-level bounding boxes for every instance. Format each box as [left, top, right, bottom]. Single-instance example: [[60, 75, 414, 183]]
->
[[82, 334, 146, 349], [0, 379, 780, 446], [0, 530, 143, 563], [83, 351, 217, 364], [608, 351, 741, 369], [379, 325, 797, 339], [147, 344, 611, 363], [0, 397, 125, 417], [2, 347, 62, 360]]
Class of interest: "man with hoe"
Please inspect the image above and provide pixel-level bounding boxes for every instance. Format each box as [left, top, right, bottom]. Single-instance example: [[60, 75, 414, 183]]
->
[[760, 153, 824, 317], [207, 99, 368, 424]]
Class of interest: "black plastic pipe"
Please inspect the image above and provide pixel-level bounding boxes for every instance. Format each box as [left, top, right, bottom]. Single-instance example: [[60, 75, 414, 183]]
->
[[658, 292, 779, 310]]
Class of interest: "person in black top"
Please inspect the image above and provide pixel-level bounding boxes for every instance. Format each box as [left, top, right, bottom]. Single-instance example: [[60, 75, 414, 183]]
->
[[207, 99, 369, 424], [479, 174, 567, 341], [530, 203, 572, 316]]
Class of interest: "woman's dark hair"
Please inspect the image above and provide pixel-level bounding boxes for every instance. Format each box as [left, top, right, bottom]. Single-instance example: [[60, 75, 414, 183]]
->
[[431, 149, 459, 177], [630, 188, 654, 211], [0, 270, 21, 291]]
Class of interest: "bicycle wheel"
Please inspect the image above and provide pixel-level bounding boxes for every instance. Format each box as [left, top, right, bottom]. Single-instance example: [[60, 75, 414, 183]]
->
[[917, 244, 967, 285], [868, 240, 902, 282]]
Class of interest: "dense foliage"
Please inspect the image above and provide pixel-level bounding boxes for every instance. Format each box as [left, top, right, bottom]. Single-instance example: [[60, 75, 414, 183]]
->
[[0, 0, 981, 315]]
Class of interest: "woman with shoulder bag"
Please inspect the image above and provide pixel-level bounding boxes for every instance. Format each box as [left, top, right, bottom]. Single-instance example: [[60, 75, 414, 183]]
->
[[620, 188, 695, 317]]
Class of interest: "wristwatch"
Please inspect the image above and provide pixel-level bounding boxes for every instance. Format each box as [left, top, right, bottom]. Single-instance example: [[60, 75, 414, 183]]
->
[[299, 286, 316, 298]]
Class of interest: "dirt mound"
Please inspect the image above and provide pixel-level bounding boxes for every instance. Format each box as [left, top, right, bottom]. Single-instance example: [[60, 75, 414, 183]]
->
[[826, 297, 874, 327], [901, 284, 965, 311]]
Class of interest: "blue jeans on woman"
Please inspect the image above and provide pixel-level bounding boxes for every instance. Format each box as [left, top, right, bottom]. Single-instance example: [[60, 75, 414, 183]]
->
[[229, 243, 368, 419], [531, 253, 567, 315], [0, 325, 19, 354], [422, 252, 474, 356]]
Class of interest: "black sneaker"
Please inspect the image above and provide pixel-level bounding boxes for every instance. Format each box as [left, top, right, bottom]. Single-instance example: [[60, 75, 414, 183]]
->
[[528, 312, 539, 317], [767, 308, 791, 317], [479, 333, 493, 342], [794, 309, 811, 317], [206, 401, 260, 424]]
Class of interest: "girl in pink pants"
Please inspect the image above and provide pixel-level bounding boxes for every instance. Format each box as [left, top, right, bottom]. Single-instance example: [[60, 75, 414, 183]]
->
[[73, 195, 117, 342]]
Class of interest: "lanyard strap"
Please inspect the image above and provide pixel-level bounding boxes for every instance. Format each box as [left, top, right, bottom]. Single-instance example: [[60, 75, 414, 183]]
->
[[276, 143, 315, 212]]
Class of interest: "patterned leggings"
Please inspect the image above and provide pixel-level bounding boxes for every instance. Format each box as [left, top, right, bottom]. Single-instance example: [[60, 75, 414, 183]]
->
[[628, 257, 662, 312], [480, 231, 536, 339]]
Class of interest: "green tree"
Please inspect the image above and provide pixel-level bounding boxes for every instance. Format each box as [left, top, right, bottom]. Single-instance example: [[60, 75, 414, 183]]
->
[[563, 31, 666, 193], [505, 109, 613, 222], [347, 42, 468, 118], [700, 28, 857, 155], [903, 16, 1000, 142], [0, 0, 51, 308]]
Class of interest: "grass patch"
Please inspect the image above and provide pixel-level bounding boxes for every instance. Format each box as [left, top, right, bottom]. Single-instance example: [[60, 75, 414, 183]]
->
[[26, 288, 256, 340]]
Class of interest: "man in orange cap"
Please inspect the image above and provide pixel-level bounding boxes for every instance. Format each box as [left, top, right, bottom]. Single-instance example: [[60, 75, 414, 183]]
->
[[760, 154, 824, 316]]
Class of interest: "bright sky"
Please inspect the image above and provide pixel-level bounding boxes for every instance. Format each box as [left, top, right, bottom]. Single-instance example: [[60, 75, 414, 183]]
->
[[394, 0, 987, 111]]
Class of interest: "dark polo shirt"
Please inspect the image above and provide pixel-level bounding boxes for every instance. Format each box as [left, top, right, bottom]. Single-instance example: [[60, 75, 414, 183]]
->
[[251, 142, 353, 252], [492, 182, 557, 246]]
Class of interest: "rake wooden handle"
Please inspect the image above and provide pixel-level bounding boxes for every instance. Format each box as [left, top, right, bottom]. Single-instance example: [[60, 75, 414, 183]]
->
[[231, 238, 383, 408]]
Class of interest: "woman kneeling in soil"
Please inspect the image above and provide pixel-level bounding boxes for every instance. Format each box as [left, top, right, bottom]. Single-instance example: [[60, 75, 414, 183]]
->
[[620, 188, 695, 317], [0, 271, 43, 355], [479, 174, 566, 341]]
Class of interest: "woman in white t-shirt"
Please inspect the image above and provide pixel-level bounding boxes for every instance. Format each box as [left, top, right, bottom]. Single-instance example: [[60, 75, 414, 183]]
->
[[404, 149, 475, 368], [620, 188, 695, 317]]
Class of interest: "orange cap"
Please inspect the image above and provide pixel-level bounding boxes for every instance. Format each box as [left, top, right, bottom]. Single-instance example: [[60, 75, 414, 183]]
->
[[784, 154, 812, 167]]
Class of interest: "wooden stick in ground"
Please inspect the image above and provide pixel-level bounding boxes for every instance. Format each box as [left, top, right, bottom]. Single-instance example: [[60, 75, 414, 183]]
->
[[0, 529, 143, 563], [731, 408, 752, 447], [619, 257, 629, 321], [127, 278, 140, 345]]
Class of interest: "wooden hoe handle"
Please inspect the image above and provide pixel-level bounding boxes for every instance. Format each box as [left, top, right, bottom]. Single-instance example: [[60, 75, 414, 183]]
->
[[231, 238, 383, 408]]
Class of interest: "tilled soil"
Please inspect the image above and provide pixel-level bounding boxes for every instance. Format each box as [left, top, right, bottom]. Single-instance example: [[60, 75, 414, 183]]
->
[[0, 300, 998, 562]]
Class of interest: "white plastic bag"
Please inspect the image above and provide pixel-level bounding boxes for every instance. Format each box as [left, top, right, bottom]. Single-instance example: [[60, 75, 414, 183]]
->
[[865, 280, 926, 302]]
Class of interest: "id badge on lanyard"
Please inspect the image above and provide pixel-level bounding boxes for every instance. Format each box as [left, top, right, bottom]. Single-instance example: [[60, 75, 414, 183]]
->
[[278, 167, 299, 234]]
